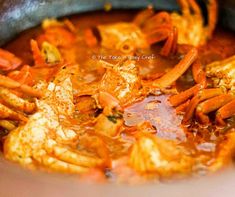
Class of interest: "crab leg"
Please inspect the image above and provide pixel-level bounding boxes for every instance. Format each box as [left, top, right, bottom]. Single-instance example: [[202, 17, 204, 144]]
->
[[153, 47, 198, 88], [98, 91, 121, 110], [142, 12, 172, 33], [0, 87, 36, 114], [182, 88, 224, 124], [169, 60, 206, 111], [171, 26, 178, 54], [169, 84, 200, 107], [189, 0, 202, 15], [207, 0, 218, 38], [33, 154, 89, 174], [0, 74, 43, 98], [178, 0, 201, 16], [0, 120, 16, 131], [216, 99, 235, 125], [146, 27, 171, 45], [192, 60, 207, 87], [196, 93, 235, 124], [74, 82, 98, 97], [178, 0, 190, 15], [142, 11, 172, 46], [30, 39, 45, 66], [45, 141, 106, 168], [0, 103, 28, 122], [160, 27, 175, 57], [133, 7, 154, 26], [176, 99, 190, 114]]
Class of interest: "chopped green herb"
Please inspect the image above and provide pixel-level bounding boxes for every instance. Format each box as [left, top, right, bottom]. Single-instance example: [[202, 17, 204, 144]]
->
[[106, 112, 123, 123], [107, 115, 118, 123]]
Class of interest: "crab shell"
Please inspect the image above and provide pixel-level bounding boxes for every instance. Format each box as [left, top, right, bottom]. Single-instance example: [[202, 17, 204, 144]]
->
[[97, 22, 149, 53], [128, 133, 193, 176], [206, 55, 235, 92], [4, 67, 107, 173]]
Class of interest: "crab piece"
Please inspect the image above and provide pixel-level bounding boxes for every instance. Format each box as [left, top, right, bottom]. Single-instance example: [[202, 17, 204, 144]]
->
[[0, 51, 41, 129], [99, 59, 142, 106], [128, 133, 193, 176], [182, 89, 231, 124], [0, 102, 28, 123], [0, 87, 36, 114], [170, 55, 235, 125], [135, 9, 178, 56], [168, 58, 207, 110], [78, 133, 111, 166], [216, 100, 235, 125], [8, 65, 35, 87], [42, 18, 77, 33], [77, 49, 199, 109], [4, 68, 109, 173], [30, 39, 63, 67], [152, 47, 200, 88], [97, 0, 217, 56], [171, 0, 218, 46], [37, 19, 76, 48], [0, 72, 42, 130], [75, 59, 142, 107], [0, 120, 16, 131], [74, 59, 142, 136], [0, 73, 42, 98], [97, 8, 177, 56], [37, 26, 75, 48], [84, 28, 98, 47], [73, 60, 142, 137], [0, 48, 22, 71], [206, 55, 235, 90], [97, 22, 149, 54], [97, 91, 121, 110], [210, 132, 235, 172], [195, 93, 235, 124], [94, 107, 123, 137]]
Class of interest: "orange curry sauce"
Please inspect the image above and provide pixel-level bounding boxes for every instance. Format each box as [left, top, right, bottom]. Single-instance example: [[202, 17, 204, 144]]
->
[[1, 10, 235, 183]]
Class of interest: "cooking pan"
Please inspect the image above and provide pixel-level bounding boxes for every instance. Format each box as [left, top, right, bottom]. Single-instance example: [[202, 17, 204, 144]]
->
[[0, 0, 235, 196]]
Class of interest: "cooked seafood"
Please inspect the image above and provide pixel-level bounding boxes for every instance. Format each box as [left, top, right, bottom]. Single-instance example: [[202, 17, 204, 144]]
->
[[171, 0, 217, 46], [1, 0, 235, 184], [4, 67, 108, 173], [0, 50, 42, 131], [169, 55, 235, 125]]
